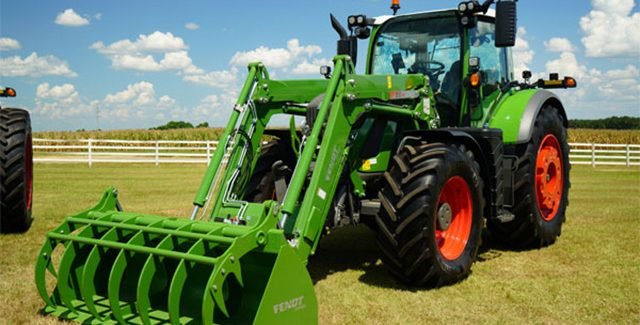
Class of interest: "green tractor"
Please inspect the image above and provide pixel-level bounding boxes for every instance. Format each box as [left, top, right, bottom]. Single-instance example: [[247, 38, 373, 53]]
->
[[0, 87, 33, 234], [36, 0, 576, 323]]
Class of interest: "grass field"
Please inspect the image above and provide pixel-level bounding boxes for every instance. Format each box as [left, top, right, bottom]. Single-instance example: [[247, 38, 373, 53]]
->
[[0, 164, 638, 324]]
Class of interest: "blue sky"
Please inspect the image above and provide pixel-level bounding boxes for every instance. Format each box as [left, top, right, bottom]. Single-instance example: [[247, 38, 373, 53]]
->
[[1, 0, 639, 131]]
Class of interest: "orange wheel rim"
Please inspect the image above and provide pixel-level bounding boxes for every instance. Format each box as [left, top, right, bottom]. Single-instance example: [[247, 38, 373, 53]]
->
[[535, 134, 563, 222], [435, 176, 473, 260]]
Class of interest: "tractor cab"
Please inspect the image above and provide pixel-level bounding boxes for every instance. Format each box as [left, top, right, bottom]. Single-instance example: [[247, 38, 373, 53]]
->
[[367, 6, 514, 126], [330, 0, 518, 127]]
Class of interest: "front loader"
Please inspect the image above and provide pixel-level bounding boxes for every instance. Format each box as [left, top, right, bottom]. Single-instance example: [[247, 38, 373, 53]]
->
[[36, 1, 577, 323]]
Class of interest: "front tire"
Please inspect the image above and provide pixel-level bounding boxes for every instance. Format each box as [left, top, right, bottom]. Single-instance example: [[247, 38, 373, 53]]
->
[[488, 105, 570, 247], [0, 108, 33, 233], [376, 140, 484, 287]]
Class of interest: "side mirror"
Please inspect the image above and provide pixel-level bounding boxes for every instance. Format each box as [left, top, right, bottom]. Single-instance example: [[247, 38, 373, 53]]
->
[[495, 0, 517, 47]]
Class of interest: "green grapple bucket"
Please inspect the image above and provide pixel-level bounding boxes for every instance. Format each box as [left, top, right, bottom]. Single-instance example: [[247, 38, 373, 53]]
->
[[35, 190, 317, 324]]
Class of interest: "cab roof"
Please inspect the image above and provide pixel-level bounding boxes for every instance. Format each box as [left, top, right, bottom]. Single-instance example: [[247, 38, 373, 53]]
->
[[373, 8, 495, 25]]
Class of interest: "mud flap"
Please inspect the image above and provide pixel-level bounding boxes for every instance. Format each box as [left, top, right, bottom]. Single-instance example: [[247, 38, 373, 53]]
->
[[253, 244, 318, 324]]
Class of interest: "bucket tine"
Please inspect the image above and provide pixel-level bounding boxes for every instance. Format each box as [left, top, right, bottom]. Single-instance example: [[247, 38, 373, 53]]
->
[[137, 223, 194, 325], [80, 217, 158, 322], [35, 239, 58, 308], [107, 229, 162, 323], [202, 256, 244, 323], [202, 272, 231, 324], [137, 254, 161, 325], [167, 238, 214, 324], [56, 222, 111, 316], [79, 245, 109, 321], [167, 258, 187, 325]]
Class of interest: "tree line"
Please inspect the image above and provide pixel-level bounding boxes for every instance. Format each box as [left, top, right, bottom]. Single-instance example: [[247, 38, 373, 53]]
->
[[569, 116, 639, 130], [150, 121, 209, 130]]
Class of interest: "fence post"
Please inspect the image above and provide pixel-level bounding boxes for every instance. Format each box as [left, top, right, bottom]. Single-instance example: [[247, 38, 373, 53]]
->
[[591, 143, 596, 167], [627, 144, 631, 167], [206, 141, 211, 166], [88, 139, 93, 167], [155, 141, 160, 166]]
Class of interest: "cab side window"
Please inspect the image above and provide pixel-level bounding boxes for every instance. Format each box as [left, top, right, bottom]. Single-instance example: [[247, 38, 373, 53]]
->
[[469, 21, 510, 94]]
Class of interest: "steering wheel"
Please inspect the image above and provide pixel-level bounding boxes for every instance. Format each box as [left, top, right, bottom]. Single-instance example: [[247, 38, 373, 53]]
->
[[408, 60, 446, 77]]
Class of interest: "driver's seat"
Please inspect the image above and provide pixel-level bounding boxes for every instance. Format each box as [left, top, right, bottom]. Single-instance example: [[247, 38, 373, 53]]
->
[[436, 61, 461, 126], [440, 60, 461, 104]]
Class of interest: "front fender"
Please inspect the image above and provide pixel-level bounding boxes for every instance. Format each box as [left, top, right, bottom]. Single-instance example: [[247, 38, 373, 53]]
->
[[489, 89, 567, 144]]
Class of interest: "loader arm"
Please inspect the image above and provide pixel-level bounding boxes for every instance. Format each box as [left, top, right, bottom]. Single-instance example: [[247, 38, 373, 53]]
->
[[194, 55, 430, 260]]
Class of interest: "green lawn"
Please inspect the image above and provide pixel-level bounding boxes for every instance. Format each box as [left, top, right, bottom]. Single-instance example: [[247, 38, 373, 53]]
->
[[0, 164, 638, 324]]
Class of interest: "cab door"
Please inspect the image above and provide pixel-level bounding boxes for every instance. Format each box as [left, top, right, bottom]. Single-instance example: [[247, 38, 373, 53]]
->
[[467, 19, 512, 125]]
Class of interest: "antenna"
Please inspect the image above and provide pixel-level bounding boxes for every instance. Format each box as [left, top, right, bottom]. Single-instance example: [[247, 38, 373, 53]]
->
[[96, 104, 100, 130]]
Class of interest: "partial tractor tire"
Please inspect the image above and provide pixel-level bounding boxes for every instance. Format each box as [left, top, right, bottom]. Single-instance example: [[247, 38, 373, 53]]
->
[[244, 138, 297, 203], [376, 140, 484, 287], [0, 108, 33, 233], [488, 105, 570, 248]]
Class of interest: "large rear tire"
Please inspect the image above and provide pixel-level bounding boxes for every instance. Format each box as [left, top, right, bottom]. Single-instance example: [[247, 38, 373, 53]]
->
[[0, 108, 33, 233], [488, 106, 570, 247], [376, 140, 484, 287]]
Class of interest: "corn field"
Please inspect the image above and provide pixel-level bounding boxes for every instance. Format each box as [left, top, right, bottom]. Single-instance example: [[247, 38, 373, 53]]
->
[[34, 128, 640, 144]]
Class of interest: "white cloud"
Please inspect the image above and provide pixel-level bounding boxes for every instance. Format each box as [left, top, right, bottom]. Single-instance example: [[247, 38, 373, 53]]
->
[[110, 54, 160, 71], [104, 81, 155, 105], [36, 83, 78, 100], [91, 31, 202, 74], [159, 51, 198, 70], [55, 9, 89, 27], [194, 95, 221, 117], [0, 52, 77, 77], [512, 27, 534, 77], [545, 52, 588, 79], [138, 31, 188, 52], [183, 39, 326, 93], [94, 13, 102, 20], [541, 46, 640, 117], [91, 31, 188, 55], [34, 83, 87, 118], [603, 65, 640, 79], [187, 91, 238, 122], [108, 51, 201, 73], [580, 0, 640, 57], [230, 38, 323, 69], [544, 38, 574, 53], [0, 37, 21, 51], [292, 58, 332, 75], [588, 65, 640, 100], [185, 22, 200, 30], [183, 67, 238, 88], [98, 82, 175, 121], [32, 80, 232, 127], [159, 95, 176, 106]]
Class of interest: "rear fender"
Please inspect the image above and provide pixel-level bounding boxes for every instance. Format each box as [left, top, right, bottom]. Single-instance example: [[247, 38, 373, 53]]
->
[[489, 89, 567, 144]]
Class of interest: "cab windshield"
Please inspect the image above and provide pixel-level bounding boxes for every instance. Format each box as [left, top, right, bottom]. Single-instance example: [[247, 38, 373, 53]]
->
[[371, 15, 462, 105]]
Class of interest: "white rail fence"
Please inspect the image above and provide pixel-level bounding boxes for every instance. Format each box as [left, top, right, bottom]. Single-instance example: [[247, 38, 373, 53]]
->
[[33, 139, 640, 167], [569, 143, 640, 167], [33, 139, 218, 166]]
